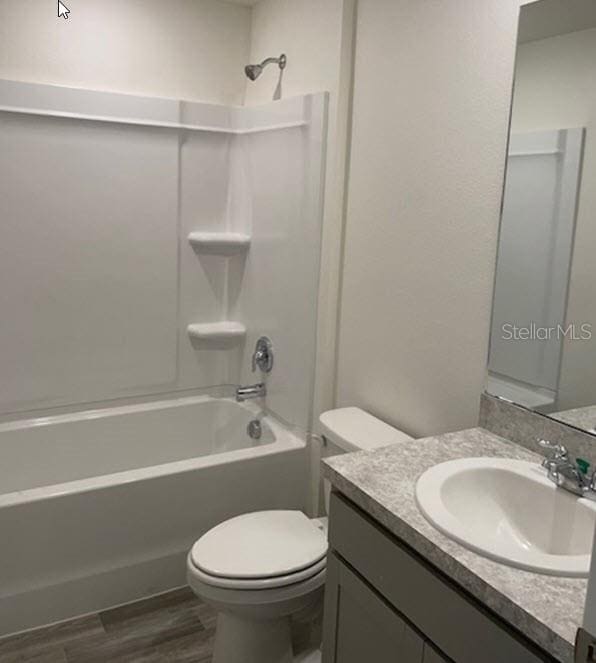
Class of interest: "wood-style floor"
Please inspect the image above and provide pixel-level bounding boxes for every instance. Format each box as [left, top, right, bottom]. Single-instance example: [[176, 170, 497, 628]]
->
[[0, 586, 321, 663], [0, 588, 215, 663]]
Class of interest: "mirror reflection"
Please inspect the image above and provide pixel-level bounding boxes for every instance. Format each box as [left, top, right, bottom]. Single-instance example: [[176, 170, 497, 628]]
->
[[487, 0, 596, 433]]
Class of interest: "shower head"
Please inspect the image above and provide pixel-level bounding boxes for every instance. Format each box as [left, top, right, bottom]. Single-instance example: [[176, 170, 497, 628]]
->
[[244, 54, 286, 81], [245, 64, 263, 81]]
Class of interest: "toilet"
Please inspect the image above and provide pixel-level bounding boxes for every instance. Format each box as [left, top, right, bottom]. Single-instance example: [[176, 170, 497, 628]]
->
[[186, 407, 413, 663]]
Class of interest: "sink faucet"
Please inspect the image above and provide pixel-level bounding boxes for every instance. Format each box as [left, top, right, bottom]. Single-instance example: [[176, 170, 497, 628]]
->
[[235, 383, 266, 402], [538, 439, 596, 499]]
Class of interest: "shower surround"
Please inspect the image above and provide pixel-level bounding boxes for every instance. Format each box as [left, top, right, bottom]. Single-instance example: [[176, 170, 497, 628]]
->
[[0, 80, 327, 634]]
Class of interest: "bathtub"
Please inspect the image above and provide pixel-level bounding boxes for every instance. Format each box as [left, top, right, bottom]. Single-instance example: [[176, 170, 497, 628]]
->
[[0, 395, 307, 636]]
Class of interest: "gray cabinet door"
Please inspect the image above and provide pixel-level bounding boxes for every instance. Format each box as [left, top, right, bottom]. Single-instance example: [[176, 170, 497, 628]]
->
[[328, 492, 554, 663], [323, 553, 424, 663]]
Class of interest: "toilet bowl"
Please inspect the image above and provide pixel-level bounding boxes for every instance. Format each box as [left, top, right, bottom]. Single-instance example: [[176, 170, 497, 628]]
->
[[187, 510, 327, 663], [187, 407, 413, 663]]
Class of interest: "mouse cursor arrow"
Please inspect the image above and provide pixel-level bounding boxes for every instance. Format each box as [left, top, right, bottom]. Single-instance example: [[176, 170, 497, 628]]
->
[[57, 1, 70, 19]]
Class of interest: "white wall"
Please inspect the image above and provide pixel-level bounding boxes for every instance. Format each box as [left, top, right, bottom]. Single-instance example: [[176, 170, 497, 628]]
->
[[242, 0, 355, 515], [0, 0, 251, 104], [511, 28, 596, 411], [244, 0, 356, 424], [0, 80, 326, 423], [0, 112, 180, 415], [335, 0, 520, 437], [232, 96, 328, 434], [244, 0, 347, 106], [0, 0, 333, 428]]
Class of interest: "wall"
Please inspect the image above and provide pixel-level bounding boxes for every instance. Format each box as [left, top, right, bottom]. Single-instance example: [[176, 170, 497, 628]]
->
[[0, 0, 351, 425], [232, 96, 328, 434], [243, 0, 355, 514], [244, 0, 356, 424], [0, 80, 327, 427], [335, 0, 521, 437], [0, 90, 180, 413], [511, 28, 596, 411], [244, 0, 348, 106], [0, 0, 251, 105]]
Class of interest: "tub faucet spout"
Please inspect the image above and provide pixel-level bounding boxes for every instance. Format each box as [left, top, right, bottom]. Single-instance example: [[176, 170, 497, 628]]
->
[[235, 383, 266, 402]]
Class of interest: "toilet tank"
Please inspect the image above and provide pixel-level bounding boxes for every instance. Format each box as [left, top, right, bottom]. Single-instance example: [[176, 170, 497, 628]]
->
[[319, 407, 413, 513]]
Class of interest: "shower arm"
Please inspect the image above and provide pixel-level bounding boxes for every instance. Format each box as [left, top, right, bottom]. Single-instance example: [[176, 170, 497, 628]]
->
[[260, 55, 287, 70]]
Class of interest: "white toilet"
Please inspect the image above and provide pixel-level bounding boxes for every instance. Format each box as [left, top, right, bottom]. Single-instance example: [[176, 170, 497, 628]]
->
[[186, 407, 413, 663]]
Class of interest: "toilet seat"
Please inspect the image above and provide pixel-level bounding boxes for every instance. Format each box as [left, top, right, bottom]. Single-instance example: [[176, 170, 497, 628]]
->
[[189, 553, 326, 590], [187, 551, 326, 612], [191, 510, 328, 587]]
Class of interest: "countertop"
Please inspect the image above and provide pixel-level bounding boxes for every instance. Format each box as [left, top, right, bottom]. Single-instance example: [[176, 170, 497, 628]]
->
[[322, 427, 585, 663]]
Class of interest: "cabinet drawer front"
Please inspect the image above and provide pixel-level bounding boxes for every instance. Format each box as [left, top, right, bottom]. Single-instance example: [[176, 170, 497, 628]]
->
[[328, 492, 551, 663]]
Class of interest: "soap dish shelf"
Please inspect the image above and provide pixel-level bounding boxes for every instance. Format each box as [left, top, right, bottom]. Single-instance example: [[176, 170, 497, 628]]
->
[[188, 232, 251, 256], [187, 322, 246, 343]]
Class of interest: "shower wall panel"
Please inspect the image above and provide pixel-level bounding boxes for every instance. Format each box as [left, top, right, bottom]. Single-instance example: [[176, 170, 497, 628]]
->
[[232, 95, 328, 432], [0, 112, 179, 413], [0, 81, 327, 431]]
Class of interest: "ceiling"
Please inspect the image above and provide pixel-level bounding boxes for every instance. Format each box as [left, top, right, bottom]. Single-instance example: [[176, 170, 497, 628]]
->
[[519, 0, 596, 43]]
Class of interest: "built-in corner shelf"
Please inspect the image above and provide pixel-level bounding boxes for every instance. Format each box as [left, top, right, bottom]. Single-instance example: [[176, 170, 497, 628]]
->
[[188, 232, 251, 256], [187, 322, 246, 344]]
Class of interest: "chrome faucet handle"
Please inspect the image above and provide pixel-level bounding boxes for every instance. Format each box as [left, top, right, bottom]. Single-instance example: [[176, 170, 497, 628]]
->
[[538, 440, 569, 471], [538, 439, 568, 459], [251, 350, 262, 372], [251, 337, 274, 373]]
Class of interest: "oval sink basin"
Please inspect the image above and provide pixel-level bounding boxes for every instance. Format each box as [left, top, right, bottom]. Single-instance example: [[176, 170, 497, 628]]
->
[[415, 457, 596, 577]]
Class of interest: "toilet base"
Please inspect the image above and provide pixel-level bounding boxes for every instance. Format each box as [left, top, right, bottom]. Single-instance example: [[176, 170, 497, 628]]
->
[[187, 547, 325, 663], [213, 611, 294, 663]]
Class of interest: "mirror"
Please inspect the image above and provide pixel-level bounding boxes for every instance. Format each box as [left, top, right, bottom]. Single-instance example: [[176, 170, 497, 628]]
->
[[487, 0, 596, 434]]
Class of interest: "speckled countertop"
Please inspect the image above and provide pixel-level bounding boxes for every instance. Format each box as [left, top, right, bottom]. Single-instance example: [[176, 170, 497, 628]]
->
[[322, 427, 585, 663]]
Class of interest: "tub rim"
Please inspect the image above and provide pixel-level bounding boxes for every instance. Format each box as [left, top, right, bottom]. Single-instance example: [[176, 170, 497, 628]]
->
[[0, 395, 306, 509]]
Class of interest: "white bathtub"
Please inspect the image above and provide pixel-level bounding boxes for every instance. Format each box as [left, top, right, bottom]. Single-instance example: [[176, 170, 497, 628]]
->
[[0, 395, 307, 636]]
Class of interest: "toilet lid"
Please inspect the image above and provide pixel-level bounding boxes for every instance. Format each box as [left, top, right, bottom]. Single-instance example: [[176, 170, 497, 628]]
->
[[191, 510, 328, 579]]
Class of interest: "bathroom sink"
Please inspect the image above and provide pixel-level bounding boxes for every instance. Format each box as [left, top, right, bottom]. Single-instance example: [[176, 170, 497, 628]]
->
[[415, 457, 596, 577]]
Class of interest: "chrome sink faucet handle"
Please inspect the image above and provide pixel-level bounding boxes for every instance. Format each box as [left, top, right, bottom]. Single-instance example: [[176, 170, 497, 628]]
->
[[538, 439, 572, 486], [538, 439, 568, 470]]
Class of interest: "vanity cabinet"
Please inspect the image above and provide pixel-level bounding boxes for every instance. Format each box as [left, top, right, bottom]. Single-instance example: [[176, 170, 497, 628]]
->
[[326, 553, 425, 662], [323, 492, 556, 663]]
